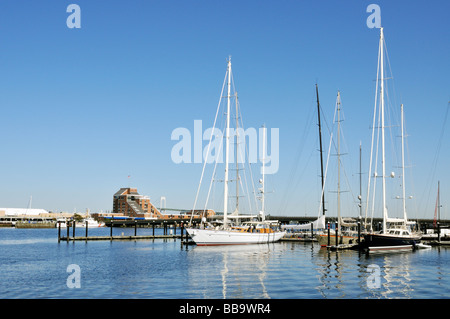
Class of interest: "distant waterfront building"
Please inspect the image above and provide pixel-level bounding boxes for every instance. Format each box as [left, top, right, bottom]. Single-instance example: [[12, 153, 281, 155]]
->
[[0, 208, 49, 217], [112, 188, 216, 220], [0, 208, 78, 227], [113, 188, 163, 218]]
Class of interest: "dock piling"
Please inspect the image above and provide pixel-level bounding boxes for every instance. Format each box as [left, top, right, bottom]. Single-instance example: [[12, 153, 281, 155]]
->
[[180, 222, 184, 243], [327, 222, 330, 247], [335, 222, 339, 246], [357, 221, 361, 245], [58, 221, 61, 243]]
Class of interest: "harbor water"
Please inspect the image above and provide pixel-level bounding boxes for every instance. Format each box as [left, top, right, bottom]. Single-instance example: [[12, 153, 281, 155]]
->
[[1, 227, 449, 299]]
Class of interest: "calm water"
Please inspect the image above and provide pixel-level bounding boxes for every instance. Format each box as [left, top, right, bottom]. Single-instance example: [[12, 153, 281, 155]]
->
[[0, 227, 449, 299]]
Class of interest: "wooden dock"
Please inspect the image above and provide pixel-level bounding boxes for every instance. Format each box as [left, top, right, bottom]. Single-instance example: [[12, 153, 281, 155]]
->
[[57, 221, 193, 244], [59, 235, 181, 241]]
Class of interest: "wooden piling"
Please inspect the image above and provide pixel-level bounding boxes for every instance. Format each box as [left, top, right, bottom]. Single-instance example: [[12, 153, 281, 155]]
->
[[180, 222, 184, 242], [58, 221, 61, 243], [357, 221, 361, 245], [335, 222, 339, 246], [438, 222, 441, 242], [327, 222, 330, 247]]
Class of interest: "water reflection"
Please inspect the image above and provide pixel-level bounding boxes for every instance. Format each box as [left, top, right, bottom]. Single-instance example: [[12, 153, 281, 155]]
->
[[315, 246, 420, 298], [187, 244, 273, 299], [315, 248, 359, 298]]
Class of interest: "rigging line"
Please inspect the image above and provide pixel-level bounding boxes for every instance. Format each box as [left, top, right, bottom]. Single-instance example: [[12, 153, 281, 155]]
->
[[383, 34, 404, 182], [370, 98, 382, 226], [364, 36, 381, 228], [240, 103, 261, 214], [329, 94, 360, 217], [190, 70, 228, 225], [403, 115, 419, 220], [317, 132, 334, 218], [420, 102, 450, 216], [278, 95, 316, 215], [233, 88, 257, 214], [202, 129, 224, 216], [236, 99, 254, 214]]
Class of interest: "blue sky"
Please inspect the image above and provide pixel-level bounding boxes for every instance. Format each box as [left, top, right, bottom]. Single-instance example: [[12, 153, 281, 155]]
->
[[0, 0, 448, 220]]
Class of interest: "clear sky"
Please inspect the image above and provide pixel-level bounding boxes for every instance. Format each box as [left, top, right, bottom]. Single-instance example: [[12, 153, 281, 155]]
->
[[0, 0, 448, 221]]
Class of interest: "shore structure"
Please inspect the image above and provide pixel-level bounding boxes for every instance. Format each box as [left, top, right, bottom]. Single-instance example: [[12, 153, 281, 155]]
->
[[0, 208, 82, 228]]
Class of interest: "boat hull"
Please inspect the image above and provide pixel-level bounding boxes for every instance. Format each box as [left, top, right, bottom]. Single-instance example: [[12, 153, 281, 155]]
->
[[186, 228, 286, 246], [363, 233, 421, 253]]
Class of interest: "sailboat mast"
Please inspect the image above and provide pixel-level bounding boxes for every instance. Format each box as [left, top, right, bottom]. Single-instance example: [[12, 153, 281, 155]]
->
[[337, 91, 341, 234], [235, 92, 240, 214], [401, 103, 407, 223], [223, 58, 232, 228], [380, 27, 388, 234], [316, 84, 326, 216], [359, 142, 363, 220], [261, 124, 266, 221]]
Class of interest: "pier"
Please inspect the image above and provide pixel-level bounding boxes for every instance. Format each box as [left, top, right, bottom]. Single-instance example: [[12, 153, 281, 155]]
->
[[57, 220, 194, 245]]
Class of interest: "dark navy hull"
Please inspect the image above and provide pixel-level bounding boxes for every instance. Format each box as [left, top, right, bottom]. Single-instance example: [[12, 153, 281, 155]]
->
[[363, 233, 421, 252]]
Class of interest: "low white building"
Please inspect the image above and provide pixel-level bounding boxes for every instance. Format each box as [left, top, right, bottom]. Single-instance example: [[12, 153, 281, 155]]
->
[[0, 208, 49, 217]]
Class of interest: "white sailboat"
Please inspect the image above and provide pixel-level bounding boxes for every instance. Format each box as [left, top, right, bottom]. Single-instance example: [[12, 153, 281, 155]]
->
[[186, 58, 285, 246], [362, 27, 422, 252]]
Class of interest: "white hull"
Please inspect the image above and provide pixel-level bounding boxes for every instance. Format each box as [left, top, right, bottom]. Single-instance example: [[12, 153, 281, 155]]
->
[[77, 221, 105, 228], [186, 228, 286, 246]]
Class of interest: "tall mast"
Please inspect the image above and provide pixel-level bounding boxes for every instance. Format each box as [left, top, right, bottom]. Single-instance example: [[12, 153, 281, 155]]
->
[[359, 142, 363, 221], [401, 103, 407, 224], [337, 91, 341, 235], [316, 84, 326, 216], [261, 124, 266, 221], [223, 58, 232, 228], [380, 27, 388, 234], [235, 92, 240, 214]]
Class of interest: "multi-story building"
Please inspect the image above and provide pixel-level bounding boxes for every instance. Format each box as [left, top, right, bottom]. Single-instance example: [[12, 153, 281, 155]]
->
[[112, 188, 162, 218]]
